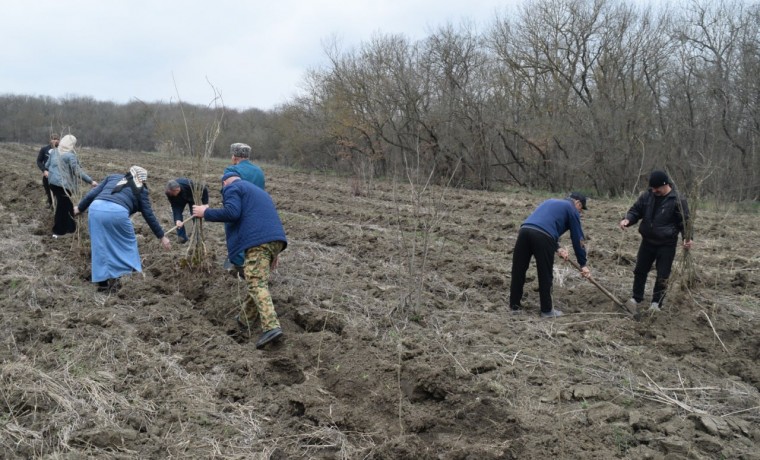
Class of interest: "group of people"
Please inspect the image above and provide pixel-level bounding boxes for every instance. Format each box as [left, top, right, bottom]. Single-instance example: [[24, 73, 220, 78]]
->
[[37, 133, 98, 237], [35, 133, 693, 349], [510, 171, 692, 317], [37, 136, 286, 349]]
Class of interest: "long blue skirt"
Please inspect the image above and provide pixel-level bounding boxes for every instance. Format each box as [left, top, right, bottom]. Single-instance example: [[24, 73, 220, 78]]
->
[[89, 200, 141, 283]]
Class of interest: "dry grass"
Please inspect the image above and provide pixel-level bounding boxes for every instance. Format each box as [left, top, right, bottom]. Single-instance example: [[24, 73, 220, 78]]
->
[[2, 142, 760, 458]]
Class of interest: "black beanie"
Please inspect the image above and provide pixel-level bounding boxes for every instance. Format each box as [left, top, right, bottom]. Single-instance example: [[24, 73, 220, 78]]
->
[[649, 170, 669, 188]]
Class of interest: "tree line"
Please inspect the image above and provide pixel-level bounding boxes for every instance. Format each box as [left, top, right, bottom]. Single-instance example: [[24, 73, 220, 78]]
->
[[2, 0, 758, 201]]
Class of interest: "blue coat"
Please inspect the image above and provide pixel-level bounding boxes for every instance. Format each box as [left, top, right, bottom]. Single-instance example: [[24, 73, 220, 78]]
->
[[224, 160, 265, 190], [522, 198, 587, 267], [78, 174, 166, 239], [204, 179, 286, 260]]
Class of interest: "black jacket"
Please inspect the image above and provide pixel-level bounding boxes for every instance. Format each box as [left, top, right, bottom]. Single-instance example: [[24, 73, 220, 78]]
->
[[36, 144, 53, 171], [167, 178, 209, 223], [625, 189, 691, 246]]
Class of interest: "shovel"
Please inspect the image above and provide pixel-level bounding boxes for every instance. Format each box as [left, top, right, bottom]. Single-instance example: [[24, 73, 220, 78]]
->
[[164, 215, 195, 235], [563, 258, 634, 316]]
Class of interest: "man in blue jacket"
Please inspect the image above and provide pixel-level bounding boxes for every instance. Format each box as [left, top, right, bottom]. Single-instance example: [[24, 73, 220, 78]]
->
[[223, 142, 265, 268], [224, 143, 265, 189], [192, 171, 287, 349], [510, 192, 591, 318], [619, 170, 692, 313]]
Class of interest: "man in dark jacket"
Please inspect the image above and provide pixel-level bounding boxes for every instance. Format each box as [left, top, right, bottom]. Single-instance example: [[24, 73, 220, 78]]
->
[[165, 178, 209, 243], [619, 170, 693, 312], [510, 192, 591, 318], [36, 133, 59, 209], [192, 171, 287, 349]]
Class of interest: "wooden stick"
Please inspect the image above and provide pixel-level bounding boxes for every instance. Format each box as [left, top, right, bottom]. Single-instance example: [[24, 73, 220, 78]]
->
[[563, 258, 632, 314], [164, 216, 195, 235], [640, 370, 707, 414], [701, 310, 729, 353]]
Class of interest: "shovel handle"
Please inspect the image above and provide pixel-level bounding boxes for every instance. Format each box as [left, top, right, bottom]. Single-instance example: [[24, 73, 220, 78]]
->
[[164, 215, 195, 235], [563, 257, 630, 312]]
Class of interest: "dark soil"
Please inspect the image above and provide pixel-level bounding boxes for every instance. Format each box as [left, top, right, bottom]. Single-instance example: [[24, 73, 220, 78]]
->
[[1, 142, 759, 459]]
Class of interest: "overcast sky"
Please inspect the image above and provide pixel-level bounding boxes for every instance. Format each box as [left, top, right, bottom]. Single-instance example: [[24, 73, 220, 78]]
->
[[1, 0, 527, 111], [2, 0, 673, 112]]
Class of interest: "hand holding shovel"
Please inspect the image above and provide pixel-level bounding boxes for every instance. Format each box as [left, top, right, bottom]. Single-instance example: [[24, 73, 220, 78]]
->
[[164, 215, 194, 235], [563, 258, 634, 316]]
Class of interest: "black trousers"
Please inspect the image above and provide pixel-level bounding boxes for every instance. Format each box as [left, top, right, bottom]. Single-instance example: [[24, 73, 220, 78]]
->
[[42, 175, 52, 206], [510, 227, 556, 313], [632, 241, 676, 305], [50, 184, 77, 236]]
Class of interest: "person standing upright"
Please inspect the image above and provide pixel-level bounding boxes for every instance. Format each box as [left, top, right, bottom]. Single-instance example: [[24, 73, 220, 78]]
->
[[510, 192, 591, 318], [37, 133, 60, 209], [224, 143, 265, 189], [45, 134, 97, 237], [619, 170, 692, 313]]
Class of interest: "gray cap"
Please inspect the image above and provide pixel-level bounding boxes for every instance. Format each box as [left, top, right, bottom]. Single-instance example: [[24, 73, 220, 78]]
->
[[230, 143, 251, 158]]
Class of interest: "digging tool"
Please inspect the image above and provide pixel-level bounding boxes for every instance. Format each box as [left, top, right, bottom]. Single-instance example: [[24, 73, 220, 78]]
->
[[563, 258, 634, 315], [164, 215, 194, 235]]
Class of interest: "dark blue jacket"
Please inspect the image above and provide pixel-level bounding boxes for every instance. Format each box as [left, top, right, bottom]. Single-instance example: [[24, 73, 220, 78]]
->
[[167, 178, 209, 222], [625, 189, 690, 246], [204, 179, 286, 260], [522, 198, 587, 266], [78, 174, 166, 239], [37, 144, 53, 171], [224, 160, 265, 190]]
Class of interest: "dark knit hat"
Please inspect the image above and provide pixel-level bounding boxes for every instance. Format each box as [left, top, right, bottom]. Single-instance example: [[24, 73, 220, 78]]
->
[[569, 192, 588, 210], [649, 170, 669, 188]]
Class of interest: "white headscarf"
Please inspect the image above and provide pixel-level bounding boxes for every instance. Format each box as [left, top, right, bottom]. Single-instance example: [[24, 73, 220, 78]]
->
[[129, 165, 148, 188], [58, 134, 77, 153], [114, 165, 149, 193]]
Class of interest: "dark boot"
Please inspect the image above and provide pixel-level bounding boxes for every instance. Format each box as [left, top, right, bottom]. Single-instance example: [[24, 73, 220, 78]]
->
[[256, 328, 283, 349]]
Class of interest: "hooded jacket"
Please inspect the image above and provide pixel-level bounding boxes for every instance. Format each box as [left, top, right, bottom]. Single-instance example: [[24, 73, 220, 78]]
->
[[204, 179, 286, 260]]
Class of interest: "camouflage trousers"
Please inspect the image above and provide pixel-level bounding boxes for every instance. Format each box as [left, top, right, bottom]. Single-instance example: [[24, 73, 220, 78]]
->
[[239, 241, 284, 332]]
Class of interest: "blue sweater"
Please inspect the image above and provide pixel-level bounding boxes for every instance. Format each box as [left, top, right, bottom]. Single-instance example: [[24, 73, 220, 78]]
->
[[522, 198, 587, 266], [77, 174, 166, 239], [224, 160, 265, 190], [204, 179, 286, 259]]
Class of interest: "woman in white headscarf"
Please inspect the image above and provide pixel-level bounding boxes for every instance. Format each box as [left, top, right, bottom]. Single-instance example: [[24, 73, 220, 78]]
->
[[45, 134, 97, 237], [75, 166, 171, 292]]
